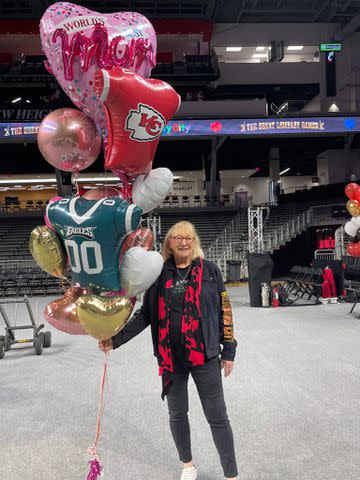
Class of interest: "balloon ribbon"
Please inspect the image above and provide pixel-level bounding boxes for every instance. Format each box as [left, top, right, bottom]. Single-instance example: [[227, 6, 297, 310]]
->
[[87, 351, 109, 479]]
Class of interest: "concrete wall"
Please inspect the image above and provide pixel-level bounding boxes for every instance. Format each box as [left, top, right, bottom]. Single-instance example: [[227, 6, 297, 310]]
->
[[174, 99, 267, 117], [317, 149, 360, 184], [212, 23, 339, 46], [218, 62, 320, 85]]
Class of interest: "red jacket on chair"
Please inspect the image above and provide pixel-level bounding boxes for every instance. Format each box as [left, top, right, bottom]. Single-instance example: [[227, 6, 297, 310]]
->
[[322, 268, 337, 298]]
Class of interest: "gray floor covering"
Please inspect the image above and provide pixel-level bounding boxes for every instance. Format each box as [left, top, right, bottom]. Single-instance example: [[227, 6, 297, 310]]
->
[[1, 286, 360, 480]]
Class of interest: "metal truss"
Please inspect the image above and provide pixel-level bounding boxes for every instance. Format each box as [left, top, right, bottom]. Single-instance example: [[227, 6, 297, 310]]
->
[[248, 205, 267, 253], [145, 214, 162, 252]]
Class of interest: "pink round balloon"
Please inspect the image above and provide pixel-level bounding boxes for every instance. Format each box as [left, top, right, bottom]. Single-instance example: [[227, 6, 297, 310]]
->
[[40, 2, 157, 133], [37, 109, 101, 172]]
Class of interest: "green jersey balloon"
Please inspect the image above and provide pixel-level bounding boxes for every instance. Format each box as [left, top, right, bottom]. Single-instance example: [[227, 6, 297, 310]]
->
[[47, 196, 142, 293]]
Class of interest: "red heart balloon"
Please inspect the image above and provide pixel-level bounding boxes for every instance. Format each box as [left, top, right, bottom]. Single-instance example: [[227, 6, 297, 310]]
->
[[347, 242, 360, 256], [95, 67, 180, 174], [345, 182, 359, 201]]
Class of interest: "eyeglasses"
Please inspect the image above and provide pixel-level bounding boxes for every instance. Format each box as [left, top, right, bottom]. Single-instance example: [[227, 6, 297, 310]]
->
[[171, 236, 195, 244]]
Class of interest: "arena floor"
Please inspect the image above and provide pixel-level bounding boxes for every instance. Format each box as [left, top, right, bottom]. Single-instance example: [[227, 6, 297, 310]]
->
[[1, 286, 360, 480]]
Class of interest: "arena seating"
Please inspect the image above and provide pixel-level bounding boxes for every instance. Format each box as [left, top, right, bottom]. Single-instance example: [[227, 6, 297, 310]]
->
[[156, 210, 244, 250], [0, 217, 41, 261], [278, 182, 347, 206], [0, 216, 63, 296], [264, 183, 350, 237]]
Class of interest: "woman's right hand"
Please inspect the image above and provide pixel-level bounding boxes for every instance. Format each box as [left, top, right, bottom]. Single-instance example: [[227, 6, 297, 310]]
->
[[98, 338, 113, 353]]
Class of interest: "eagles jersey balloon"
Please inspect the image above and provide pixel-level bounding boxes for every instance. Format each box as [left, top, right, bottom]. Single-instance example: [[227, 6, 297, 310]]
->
[[46, 196, 142, 292]]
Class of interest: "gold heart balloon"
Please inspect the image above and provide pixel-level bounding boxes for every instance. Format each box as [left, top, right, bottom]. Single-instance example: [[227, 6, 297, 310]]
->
[[29, 226, 67, 278], [346, 199, 360, 217], [76, 295, 133, 341]]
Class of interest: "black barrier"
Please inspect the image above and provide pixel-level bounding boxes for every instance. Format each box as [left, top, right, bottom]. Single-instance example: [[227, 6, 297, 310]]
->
[[247, 253, 274, 307], [226, 260, 241, 282], [342, 255, 360, 281], [312, 258, 344, 296]]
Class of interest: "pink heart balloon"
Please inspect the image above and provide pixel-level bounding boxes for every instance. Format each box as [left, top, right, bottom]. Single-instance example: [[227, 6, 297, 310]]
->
[[40, 2, 157, 133]]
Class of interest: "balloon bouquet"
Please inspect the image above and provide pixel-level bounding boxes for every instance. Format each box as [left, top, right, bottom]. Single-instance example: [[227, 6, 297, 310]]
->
[[344, 182, 360, 256], [29, 3, 180, 477]]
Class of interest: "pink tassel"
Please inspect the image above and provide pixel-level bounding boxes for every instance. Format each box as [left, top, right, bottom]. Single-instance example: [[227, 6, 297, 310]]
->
[[86, 352, 108, 479], [87, 458, 102, 480]]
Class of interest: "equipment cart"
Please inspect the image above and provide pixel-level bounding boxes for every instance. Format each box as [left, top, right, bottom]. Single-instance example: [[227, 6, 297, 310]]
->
[[0, 296, 52, 359]]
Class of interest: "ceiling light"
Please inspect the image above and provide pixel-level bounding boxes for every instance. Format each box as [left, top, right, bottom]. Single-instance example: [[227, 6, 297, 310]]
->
[[25, 99, 31, 103], [252, 54, 267, 58], [0, 175, 121, 186], [328, 103, 339, 113], [256, 46, 266, 51], [0, 178, 56, 185], [279, 168, 291, 176], [78, 176, 119, 182], [287, 46, 304, 51], [226, 47, 242, 52], [12, 97, 21, 103]]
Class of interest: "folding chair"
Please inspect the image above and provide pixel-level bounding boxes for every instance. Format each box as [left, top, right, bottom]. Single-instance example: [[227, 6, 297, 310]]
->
[[300, 268, 316, 299], [285, 266, 301, 293], [292, 267, 308, 296], [194, 195, 202, 207], [309, 268, 324, 303], [171, 195, 179, 207], [182, 196, 190, 207], [162, 196, 170, 208]]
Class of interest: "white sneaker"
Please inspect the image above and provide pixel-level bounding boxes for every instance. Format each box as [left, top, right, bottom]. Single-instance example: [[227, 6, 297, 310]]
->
[[180, 466, 197, 480]]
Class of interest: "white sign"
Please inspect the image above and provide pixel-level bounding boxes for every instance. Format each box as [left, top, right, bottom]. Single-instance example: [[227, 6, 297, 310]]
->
[[170, 181, 197, 196]]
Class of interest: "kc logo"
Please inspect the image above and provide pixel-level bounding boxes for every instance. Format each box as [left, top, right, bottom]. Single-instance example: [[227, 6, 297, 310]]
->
[[126, 103, 165, 142]]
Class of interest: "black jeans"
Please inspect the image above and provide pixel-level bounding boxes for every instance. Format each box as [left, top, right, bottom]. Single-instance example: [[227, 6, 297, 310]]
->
[[166, 357, 238, 478]]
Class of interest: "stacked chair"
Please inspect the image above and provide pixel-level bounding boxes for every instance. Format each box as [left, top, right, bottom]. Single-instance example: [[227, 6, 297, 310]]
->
[[342, 255, 360, 313], [284, 266, 324, 303]]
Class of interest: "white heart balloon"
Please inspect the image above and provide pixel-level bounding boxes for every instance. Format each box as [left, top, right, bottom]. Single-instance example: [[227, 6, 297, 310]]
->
[[345, 220, 358, 237], [132, 167, 173, 213], [351, 216, 360, 228], [121, 246, 163, 297]]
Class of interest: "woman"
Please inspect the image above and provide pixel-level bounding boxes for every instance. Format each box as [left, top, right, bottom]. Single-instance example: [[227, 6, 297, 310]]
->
[[100, 221, 238, 480]]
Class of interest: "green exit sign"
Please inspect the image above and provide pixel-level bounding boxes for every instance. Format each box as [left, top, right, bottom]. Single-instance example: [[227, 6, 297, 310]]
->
[[320, 43, 342, 52]]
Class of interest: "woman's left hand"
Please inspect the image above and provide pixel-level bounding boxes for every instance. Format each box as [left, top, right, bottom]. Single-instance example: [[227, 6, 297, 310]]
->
[[221, 359, 234, 377]]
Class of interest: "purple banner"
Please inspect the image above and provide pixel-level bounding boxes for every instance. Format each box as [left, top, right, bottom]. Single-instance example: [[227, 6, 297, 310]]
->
[[0, 116, 358, 140], [0, 123, 40, 139], [162, 116, 359, 137]]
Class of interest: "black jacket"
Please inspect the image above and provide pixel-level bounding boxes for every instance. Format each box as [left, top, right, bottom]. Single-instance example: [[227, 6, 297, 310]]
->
[[112, 257, 237, 361]]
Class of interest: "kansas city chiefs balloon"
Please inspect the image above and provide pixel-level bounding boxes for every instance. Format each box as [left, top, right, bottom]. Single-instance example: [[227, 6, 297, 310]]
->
[[94, 67, 180, 174]]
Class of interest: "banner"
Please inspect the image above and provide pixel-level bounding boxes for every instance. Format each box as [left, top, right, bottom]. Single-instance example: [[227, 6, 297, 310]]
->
[[1, 123, 40, 139], [1, 116, 359, 141], [0, 109, 52, 122]]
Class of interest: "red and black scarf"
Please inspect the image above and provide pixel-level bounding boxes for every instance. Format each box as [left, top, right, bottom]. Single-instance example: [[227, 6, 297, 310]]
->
[[158, 257, 205, 399]]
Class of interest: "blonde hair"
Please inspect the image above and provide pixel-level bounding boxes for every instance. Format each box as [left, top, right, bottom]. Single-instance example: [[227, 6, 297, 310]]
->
[[162, 221, 204, 261]]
